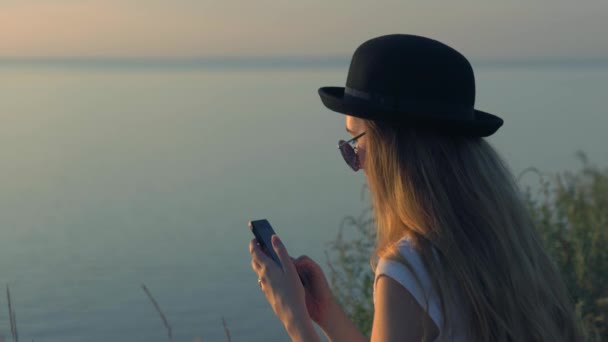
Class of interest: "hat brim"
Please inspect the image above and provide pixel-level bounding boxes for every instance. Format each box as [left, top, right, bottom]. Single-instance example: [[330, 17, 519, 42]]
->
[[319, 86, 503, 137]]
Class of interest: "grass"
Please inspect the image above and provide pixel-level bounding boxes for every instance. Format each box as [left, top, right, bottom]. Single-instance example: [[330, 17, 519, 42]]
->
[[5, 285, 18, 342], [140, 284, 232, 341], [140, 283, 233, 342], [3, 283, 232, 342], [141, 284, 173, 341]]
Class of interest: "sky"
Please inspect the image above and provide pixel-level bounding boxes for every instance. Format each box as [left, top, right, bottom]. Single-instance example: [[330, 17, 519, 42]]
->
[[1, 0, 607, 60]]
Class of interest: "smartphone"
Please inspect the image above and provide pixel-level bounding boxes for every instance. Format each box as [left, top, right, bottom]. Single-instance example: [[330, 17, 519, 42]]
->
[[248, 219, 309, 287], [249, 219, 282, 269]]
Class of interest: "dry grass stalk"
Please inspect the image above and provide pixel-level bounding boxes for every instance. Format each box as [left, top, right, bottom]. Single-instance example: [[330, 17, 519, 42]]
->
[[141, 284, 172, 341], [222, 316, 231, 342], [6, 285, 18, 342]]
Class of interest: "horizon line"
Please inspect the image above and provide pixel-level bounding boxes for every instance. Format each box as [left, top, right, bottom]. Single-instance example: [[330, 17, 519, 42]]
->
[[1, 56, 608, 69]]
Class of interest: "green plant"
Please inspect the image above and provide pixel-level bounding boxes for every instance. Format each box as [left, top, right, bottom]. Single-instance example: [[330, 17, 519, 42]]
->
[[520, 152, 608, 341], [325, 189, 376, 337], [326, 152, 608, 341]]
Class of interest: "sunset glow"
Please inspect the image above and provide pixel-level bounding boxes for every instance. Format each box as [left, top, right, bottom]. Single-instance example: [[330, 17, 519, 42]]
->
[[1, 1, 607, 59]]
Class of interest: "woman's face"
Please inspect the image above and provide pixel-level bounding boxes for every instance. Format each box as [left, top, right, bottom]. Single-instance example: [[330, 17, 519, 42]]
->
[[345, 115, 367, 172]]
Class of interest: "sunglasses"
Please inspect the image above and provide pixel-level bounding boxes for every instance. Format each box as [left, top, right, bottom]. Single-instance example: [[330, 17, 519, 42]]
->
[[338, 131, 366, 171]]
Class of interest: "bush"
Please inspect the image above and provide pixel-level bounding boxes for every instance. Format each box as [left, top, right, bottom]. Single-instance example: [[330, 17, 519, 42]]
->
[[521, 152, 608, 340], [325, 152, 608, 341], [325, 202, 376, 337]]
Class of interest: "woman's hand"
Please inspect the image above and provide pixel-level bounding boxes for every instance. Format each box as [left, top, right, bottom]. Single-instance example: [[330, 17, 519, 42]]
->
[[249, 235, 316, 339], [292, 255, 337, 328], [294, 256, 367, 342]]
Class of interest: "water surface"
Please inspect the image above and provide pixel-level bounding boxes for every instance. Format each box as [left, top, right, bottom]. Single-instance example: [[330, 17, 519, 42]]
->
[[0, 62, 606, 341]]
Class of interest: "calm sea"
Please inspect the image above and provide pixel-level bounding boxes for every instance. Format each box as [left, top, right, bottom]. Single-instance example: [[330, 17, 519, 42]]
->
[[0, 60, 606, 341]]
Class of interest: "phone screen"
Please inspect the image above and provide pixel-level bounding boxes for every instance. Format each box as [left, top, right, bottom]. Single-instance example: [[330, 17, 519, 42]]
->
[[249, 219, 282, 269]]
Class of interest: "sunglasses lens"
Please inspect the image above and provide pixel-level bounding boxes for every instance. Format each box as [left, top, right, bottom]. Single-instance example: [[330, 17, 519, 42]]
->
[[338, 140, 359, 171]]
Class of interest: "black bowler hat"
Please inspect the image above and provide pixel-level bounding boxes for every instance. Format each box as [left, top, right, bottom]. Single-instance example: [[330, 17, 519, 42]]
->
[[318, 34, 503, 137]]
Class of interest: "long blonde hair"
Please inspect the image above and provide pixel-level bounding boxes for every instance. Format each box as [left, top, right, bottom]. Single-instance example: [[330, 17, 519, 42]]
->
[[364, 119, 582, 341]]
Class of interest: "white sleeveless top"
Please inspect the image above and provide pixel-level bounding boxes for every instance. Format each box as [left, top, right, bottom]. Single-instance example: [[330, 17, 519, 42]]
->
[[373, 237, 469, 341]]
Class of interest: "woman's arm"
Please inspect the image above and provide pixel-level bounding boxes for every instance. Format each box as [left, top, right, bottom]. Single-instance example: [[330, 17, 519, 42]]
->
[[283, 311, 322, 342], [316, 276, 439, 342], [371, 275, 439, 342], [316, 298, 367, 342]]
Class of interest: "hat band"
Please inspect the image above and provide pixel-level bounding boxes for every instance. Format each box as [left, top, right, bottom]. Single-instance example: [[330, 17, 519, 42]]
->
[[344, 86, 475, 120]]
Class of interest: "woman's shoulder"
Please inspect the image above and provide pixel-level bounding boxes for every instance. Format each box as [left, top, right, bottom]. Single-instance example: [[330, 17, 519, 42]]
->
[[374, 238, 430, 288], [373, 237, 436, 303], [373, 237, 444, 333], [373, 236, 469, 341]]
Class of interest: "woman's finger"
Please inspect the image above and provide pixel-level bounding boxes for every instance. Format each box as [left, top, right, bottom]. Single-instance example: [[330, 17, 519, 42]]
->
[[249, 238, 264, 261], [251, 258, 261, 272], [295, 255, 319, 271], [250, 238, 274, 266], [249, 238, 259, 255], [271, 235, 295, 276], [294, 256, 323, 286]]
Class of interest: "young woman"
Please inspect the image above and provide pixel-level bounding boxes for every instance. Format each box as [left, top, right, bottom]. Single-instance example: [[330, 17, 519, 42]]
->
[[248, 34, 582, 341]]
